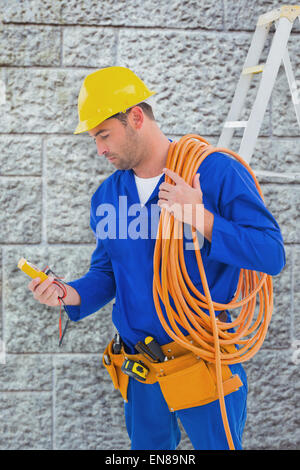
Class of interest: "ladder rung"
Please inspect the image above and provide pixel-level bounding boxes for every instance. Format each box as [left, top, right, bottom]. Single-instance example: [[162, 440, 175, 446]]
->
[[257, 5, 300, 26], [219, 5, 300, 163], [224, 121, 248, 128], [242, 64, 265, 75]]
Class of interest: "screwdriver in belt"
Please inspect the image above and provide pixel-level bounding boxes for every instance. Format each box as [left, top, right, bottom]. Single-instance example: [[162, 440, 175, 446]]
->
[[135, 336, 167, 363]]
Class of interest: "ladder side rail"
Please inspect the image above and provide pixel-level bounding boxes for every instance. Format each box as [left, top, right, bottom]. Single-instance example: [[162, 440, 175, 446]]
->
[[280, 15, 300, 130], [238, 17, 294, 163], [217, 24, 270, 148], [282, 45, 300, 130]]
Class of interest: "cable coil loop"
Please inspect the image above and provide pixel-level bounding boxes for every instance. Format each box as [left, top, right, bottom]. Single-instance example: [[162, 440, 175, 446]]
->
[[153, 134, 273, 449]]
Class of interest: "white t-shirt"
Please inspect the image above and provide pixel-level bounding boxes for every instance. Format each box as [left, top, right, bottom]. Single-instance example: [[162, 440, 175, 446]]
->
[[134, 173, 163, 206]]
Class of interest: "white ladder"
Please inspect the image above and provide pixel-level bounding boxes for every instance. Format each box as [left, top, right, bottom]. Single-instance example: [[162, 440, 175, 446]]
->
[[217, 4, 300, 163]]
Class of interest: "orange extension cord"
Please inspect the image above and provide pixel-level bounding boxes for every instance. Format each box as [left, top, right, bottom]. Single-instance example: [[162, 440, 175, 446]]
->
[[153, 134, 273, 450]]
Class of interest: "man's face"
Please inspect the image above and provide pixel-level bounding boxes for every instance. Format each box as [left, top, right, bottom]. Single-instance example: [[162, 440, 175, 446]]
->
[[88, 115, 142, 171]]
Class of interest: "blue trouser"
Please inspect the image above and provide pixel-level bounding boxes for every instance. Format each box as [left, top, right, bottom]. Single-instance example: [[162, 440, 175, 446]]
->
[[124, 363, 248, 450]]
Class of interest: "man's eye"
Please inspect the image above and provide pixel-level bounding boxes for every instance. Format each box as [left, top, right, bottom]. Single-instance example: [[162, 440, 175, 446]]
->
[[93, 134, 109, 141]]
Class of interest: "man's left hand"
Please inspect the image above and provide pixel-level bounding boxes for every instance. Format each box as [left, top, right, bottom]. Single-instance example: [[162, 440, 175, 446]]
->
[[158, 168, 203, 227]]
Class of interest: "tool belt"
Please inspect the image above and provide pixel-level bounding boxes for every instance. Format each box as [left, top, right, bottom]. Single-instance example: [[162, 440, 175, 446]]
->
[[102, 335, 243, 412]]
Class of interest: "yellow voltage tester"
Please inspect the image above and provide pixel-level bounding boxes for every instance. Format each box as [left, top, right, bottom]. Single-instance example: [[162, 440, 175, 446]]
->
[[18, 258, 49, 282]]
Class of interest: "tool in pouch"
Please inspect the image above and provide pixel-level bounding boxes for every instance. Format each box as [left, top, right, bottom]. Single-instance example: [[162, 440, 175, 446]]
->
[[114, 334, 166, 382], [121, 359, 149, 381], [121, 334, 151, 381], [135, 336, 166, 363], [18, 258, 69, 346], [104, 333, 122, 365]]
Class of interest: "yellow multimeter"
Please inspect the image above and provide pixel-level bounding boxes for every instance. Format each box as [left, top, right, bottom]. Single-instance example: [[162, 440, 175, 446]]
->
[[18, 258, 69, 347], [17, 258, 49, 282]]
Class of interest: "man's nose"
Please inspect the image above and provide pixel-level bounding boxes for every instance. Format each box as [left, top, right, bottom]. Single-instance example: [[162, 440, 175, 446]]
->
[[96, 141, 109, 156]]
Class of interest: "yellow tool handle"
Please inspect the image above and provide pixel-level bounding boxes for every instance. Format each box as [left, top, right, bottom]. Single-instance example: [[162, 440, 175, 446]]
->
[[144, 336, 166, 362], [145, 336, 154, 345], [17, 258, 48, 283]]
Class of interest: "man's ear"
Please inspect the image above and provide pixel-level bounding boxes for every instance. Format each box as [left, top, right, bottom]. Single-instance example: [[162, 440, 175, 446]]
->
[[128, 106, 144, 129]]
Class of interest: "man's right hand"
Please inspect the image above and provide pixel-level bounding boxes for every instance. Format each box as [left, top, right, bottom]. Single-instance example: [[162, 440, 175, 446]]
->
[[28, 276, 81, 307], [28, 276, 63, 307]]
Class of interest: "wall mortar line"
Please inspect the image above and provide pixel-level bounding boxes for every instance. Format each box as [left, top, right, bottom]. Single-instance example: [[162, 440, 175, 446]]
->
[[41, 137, 47, 245]]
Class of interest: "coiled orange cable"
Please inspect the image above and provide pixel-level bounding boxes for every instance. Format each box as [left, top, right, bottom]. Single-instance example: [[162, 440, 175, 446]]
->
[[153, 134, 273, 450]]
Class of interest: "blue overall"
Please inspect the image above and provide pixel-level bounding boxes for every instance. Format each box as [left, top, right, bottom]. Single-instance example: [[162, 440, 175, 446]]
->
[[64, 150, 285, 450]]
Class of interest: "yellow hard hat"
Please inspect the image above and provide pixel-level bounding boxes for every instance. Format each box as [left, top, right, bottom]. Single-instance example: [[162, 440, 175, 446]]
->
[[74, 66, 156, 134]]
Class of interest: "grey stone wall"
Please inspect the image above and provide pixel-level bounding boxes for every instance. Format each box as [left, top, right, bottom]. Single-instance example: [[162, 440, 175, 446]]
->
[[0, 0, 299, 450]]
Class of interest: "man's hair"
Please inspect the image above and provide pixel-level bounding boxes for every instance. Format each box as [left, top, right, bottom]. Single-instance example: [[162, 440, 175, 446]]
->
[[111, 102, 155, 126]]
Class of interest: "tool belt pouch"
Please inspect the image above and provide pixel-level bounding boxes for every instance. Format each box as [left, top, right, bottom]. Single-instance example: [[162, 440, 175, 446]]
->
[[152, 354, 243, 412], [102, 338, 243, 410], [102, 340, 129, 402]]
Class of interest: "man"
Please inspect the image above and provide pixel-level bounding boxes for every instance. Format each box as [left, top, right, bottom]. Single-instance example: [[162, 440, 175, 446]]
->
[[28, 66, 286, 450]]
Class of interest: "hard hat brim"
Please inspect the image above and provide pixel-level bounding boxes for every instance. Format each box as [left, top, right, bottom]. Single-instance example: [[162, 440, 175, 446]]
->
[[74, 91, 157, 135]]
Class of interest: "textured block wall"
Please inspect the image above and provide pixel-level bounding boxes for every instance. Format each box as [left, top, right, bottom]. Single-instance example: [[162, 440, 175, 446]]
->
[[0, 0, 299, 450]]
